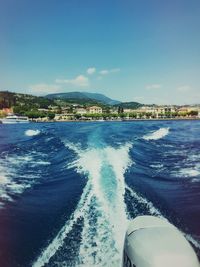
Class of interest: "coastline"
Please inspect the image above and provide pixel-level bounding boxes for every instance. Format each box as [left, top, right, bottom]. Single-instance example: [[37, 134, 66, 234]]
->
[[31, 117, 200, 123]]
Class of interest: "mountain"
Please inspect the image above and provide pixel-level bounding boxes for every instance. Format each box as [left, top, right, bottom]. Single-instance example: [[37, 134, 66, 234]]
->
[[0, 91, 143, 113], [83, 92, 120, 105], [45, 92, 120, 105]]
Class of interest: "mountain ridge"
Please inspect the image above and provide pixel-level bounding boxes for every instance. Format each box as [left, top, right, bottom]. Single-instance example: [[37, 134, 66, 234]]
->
[[45, 91, 121, 105], [0, 90, 143, 111]]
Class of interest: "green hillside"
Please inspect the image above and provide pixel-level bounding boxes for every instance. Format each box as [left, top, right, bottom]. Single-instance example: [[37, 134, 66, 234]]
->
[[114, 101, 143, 109], [0, 91, 54, 109], [46, 91, 120, 105]]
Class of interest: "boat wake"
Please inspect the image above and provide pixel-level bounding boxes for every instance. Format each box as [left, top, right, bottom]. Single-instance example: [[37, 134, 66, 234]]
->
[[33, 141, 132, 267], [32, 135, 200, 267]]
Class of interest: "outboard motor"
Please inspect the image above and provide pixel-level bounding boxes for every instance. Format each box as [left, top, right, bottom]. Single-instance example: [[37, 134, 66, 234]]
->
[[123, 216, 199, 267]]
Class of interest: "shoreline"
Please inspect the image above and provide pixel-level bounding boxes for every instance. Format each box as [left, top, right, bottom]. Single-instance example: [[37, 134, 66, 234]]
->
[[1, 117, 200, 124], [32, 117, 200, 123]]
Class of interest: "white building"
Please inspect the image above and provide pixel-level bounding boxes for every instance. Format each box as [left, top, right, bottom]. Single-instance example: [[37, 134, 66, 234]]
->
[[87, 106, 103, 114], [75, 107, 87, 115]]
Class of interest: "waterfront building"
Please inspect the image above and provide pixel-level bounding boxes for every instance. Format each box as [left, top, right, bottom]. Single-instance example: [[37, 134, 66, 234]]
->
[[75, 107, 87, 115], [87, 106, 103, 114], [55, 113, 74, 121]]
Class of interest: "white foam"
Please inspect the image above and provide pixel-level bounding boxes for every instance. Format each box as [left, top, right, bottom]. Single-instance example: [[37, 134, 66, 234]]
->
[[32, 181, 93, 267], [33, 140, 200, 267], [143, 127, 170, 141], [180, 169, 200, 177], [174, 167, 200, 180], [125, 185, 162, 217], [0, 151, 47, 208], [185, 234, 200, 249], [33, 142, 133, 267], [150, 164, 164, 168], [0, 165, 12, 203], [0, 165, 32, 205], [0, 174, 9, 185], [65, 142, 82, 155], [25, 129, 40, 137]]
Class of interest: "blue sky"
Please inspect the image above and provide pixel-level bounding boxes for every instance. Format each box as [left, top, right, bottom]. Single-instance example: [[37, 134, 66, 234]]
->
[[0, 0, 200, 104]]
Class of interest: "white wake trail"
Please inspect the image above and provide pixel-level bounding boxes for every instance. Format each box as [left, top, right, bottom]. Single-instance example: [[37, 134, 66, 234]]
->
[[125, 185, 162, 217], [33, 140, 200, 267], [32, 181, 93, 267], [33, 142, 133, 267]]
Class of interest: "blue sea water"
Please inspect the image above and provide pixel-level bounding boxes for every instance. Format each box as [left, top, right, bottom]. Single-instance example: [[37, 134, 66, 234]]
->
[[0, 120, 200, 267]]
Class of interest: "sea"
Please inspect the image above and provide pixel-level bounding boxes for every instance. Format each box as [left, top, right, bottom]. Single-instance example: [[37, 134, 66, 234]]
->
[[0, 120, 200, 267]]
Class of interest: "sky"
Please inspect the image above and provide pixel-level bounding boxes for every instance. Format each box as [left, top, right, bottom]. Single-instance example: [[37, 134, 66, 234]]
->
[[0, 0, 200, 104]]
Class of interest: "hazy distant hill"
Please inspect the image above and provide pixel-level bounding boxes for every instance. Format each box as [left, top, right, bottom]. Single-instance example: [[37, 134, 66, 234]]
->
[[46, 92, 120, 105]]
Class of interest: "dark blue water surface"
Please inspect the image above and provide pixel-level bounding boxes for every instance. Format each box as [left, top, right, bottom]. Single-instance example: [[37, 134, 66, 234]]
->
[[0, 121, 200, 267]]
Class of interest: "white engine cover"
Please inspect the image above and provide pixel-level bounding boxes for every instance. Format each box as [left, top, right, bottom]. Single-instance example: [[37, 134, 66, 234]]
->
[[123, 216, 199, 267]]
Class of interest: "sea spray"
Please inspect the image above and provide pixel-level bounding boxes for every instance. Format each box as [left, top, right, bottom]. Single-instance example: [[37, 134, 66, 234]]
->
[[0, 152, 48, 208], [25, 129, 40, 137], [143, 127, 170, 141]]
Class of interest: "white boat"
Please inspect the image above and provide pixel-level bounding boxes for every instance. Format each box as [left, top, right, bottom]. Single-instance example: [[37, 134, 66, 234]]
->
[[123, 215, 199, 267], [0, 114, 29, 124]]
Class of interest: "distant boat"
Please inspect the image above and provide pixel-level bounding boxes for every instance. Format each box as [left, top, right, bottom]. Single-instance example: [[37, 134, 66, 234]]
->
[[0, 114, 29, 124]]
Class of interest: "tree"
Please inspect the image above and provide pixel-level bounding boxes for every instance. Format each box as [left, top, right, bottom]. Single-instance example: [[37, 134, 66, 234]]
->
[[189, 110, 198, 116], [75, 114, 81, 120], [145, 112, 153, 118], [119, 113, 126, 119], [118, 106, 124, 114], [25, 110, 46, 119], [47, 112, 55, 120], [129, 113, 137, 119]]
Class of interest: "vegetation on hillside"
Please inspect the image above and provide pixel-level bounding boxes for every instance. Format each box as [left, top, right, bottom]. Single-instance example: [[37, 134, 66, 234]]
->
[[114, 101, 143, 109], [46, 91, 120, 105], [54, 98, 108, 108], [0, 91, 54, 109]]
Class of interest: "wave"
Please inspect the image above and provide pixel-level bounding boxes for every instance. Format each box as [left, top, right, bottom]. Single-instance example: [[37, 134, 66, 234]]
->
[[32, 139, 200, 267], [125, 185, 200, 252], [143, 127, 170, 141], [0, 163, 31, 207], [179, 168, 200, 178], [0, 169, 13, 206], [25, 129, 41, 137], [125, 185, 162, 217], [33, 142, 132, 267], [0, 152, 49, 208]]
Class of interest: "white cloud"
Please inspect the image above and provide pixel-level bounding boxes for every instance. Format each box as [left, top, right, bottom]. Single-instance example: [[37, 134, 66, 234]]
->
[[99, 68, 120, 75], [87, 67, 96, 75], [177, 85, 191, 92], [99, 70, 109, 75], [146, 84, 162, 90], [28, 83, 61, 95], [55, 75, 89, 87]]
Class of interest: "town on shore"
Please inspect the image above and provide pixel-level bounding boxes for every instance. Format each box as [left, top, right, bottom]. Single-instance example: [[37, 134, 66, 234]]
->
[[0, 91, 200, 122], [1, 104, 200, 123]]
